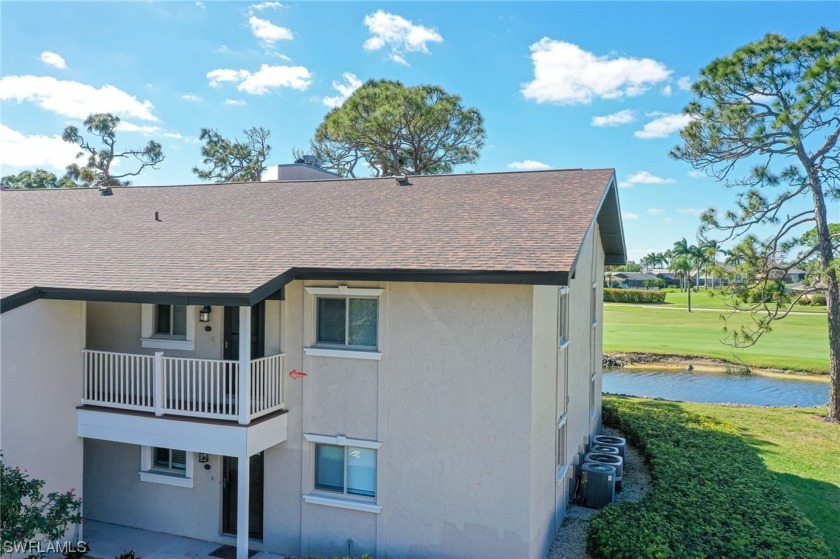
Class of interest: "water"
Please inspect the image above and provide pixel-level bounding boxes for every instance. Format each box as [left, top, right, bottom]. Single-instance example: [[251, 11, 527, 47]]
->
[[603, 369, 829, 407]]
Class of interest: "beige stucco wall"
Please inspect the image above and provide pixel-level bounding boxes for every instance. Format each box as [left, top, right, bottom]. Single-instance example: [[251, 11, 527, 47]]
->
[[0, 299, 86, 532]]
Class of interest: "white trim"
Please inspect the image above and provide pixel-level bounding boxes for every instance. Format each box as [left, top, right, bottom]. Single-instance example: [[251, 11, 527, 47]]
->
[[590, 371, 597, 382], [303, 493, 382, 514], [591, 320, 599, 327], [558, 339, 569, 351], [304, 433, 382, 449], [305, 286, 384, 297], [141, 337, 195, 351], [304, 347, 382, 361], [139, 470, 194, 488], [559, 286, 570, 296]]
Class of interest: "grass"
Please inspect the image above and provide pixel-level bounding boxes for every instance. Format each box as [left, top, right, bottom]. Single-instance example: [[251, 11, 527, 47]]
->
[[601, 397, 839, 558], [678, 402, 840, 558], [658, 288, 827, 313], [604, 303, 830, 373]]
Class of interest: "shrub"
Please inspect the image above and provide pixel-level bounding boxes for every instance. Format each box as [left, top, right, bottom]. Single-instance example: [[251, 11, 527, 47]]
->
[[587, 397, 830, 559], [810, 294, 827, 306], [604, 289, 667, 304]]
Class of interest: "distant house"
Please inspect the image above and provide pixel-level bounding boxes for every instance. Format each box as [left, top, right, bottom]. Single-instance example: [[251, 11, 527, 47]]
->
[[646, 269, 680, 287], [0, 169, 626, 559], [766, 266, 808, 283], [610, 271, 658, 288]]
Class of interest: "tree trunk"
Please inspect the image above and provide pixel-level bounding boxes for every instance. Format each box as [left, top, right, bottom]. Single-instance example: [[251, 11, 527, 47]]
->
[[826, 270, 840, 421]]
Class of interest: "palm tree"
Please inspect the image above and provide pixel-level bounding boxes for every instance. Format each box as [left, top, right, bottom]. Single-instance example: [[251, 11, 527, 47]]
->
[[701, 240, 723, 289]]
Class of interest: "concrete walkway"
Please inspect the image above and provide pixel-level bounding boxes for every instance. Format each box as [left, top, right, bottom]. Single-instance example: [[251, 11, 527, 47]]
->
[[84, 521, 284, 559]]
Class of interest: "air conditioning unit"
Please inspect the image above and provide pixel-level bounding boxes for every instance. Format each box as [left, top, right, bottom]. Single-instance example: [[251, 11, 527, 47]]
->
[[589, 444, 620, 457], [594, 435, 626, 459], [585, 452, 624, 491], [580, 462, 615, 509]]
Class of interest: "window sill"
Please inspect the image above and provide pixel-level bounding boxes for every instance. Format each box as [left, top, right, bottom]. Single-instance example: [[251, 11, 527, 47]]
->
[[304, 347, 382, 361], [141, 337, 194, 351], [558, 339, 570, 351], [303, 493, 381, 514], [139, 470, 193, 488]]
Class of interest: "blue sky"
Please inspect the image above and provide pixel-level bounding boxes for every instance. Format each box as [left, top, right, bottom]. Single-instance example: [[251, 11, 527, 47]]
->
[[1, 1, 837, 261]]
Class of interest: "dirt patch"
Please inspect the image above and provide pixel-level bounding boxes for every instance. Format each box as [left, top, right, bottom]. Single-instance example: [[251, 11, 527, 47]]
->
[[546, 426, 651, 559], [604, 352, 827, 380]]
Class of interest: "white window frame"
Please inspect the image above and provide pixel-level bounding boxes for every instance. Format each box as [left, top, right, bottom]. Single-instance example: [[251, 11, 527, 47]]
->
[[302, 433, 382, 514], [558, 286, 570, 350], [304, 287, 383, 360], [140, 304, 196, 350], [139, 446, 194, 488]]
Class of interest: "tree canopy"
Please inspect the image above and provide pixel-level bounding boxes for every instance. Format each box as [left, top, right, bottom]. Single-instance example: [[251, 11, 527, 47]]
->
[[307, 79, 486, 177], [62, 113, 164, 186], [672, 28, 840, 420], [193, 127, 271, 183], [0, 169, 79, 189]]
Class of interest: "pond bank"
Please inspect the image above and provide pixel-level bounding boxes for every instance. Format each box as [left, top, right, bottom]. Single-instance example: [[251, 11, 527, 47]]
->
[[604, 351, 829, 383]]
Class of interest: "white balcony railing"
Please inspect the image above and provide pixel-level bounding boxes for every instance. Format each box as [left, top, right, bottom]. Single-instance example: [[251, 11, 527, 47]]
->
[[82, 349, 284, 422]]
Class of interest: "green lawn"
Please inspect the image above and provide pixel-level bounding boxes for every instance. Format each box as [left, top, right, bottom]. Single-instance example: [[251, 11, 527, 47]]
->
[[657, 288, 827, 313], [604, 303, 830, 372], [657, 400, 840, 558]]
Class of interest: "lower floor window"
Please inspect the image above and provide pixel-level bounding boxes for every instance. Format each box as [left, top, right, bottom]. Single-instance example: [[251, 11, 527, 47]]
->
[[154, 447, 187, 474], [315, 444, 376, 498]]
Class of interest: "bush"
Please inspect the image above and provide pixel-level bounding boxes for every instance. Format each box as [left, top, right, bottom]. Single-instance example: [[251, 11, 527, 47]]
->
[[587, 397, 830, 559], [810, 294, 827, 306], [604, 289, 667, 304]]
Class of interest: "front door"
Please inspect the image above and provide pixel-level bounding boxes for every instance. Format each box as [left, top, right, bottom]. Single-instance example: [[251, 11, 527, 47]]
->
[[222, 453, 264, 539], [223, 303, 265, 360]]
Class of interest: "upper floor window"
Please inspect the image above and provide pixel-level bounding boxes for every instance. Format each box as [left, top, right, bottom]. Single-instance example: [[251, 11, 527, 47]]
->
[[316, 297, 378, 349], [155, 305, 187, 339]]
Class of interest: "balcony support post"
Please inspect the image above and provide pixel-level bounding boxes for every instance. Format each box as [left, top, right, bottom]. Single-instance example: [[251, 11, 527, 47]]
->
[[236, 452, 250, 559], [238, 306, 251, 425]]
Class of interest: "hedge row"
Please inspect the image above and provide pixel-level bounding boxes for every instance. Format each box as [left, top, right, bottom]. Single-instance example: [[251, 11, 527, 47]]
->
[[604, 288, 667, 304], [586, 397, 829, 559]]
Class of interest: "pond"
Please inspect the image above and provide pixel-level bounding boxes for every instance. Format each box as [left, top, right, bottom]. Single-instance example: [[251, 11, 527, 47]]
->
[[603, 368, 829, 407]]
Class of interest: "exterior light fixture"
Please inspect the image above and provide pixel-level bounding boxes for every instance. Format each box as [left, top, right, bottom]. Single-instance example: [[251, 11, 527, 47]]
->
[[198, 453, 209, 463], [199, 306, 212, 323]]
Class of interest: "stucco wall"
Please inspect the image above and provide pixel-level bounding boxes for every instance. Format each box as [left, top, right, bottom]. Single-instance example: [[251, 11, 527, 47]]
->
[[0, 299, 86, 532]]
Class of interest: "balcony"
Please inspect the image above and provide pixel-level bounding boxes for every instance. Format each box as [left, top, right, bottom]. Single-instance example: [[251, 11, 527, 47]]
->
[[81, 349, 285, 423]]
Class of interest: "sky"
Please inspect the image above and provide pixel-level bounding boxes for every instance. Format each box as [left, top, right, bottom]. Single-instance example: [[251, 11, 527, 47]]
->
[[1, 1, 837, 262]]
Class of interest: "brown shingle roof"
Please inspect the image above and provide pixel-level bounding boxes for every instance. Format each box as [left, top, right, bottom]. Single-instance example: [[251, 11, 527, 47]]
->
[[0, 169, 623, 309]]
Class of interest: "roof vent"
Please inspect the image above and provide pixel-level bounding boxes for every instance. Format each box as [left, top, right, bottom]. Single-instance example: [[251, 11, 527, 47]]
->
[[99, 186, 113, 196], [395, 174, 410, 186]]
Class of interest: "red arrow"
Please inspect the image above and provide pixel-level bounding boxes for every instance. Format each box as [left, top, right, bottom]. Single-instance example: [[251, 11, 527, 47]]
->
[[289, 369, 307, 380]]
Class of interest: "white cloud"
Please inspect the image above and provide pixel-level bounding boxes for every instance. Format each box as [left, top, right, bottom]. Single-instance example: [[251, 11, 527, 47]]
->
[[676, 208, 703, 216], [591, 109, 635, 127], [40, 51, 66, 70], [249, 16, 293, 46], [522, 38, 671, 105], [618, 170, 676, 188], [622, 211, 639, 221], [635, 112, 692, 139], [117, 121, 159, 134], [162, 132, 184, 139], [224, 98, 247, 106], [647, 208, 665, 215], [181, 94, 202, 102], [207, 69, 250, 88], [250, 1, 284, 10], [662, 84, 672, 96], [208, 64, 312, 95], [363, 10, 443, 65], [661, 217, 674, 223], [0, 75, 157, 121], [0, 124, 82, 172], [508, 160, 551, 171], [677, 76, 692, 91], [687, 170, 705, 178], [195, 1, 205, 8], [323, 73, 363, 108]]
